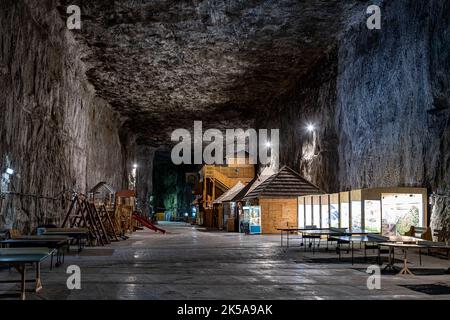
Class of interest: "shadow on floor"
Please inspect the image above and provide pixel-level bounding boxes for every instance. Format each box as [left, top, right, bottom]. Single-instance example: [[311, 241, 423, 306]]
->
[[296, 256, 391, 265], [351, 267, 450, 276], [400, 283, 450, 295], [67, 249, 115, 256]]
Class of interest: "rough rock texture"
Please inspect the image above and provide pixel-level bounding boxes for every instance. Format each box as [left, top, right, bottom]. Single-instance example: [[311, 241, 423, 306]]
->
[[336, 0, 450, 226], [258, 0, 450, 226], [336, 0, 450, 193], [0, 0, 128, 232], [1, 0, 449, 231], [58, 0, 349, 145], [256, 50, 339, 193]]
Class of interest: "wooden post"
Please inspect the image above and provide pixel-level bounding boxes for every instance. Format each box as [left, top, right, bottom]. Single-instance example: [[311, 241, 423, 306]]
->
[[102, 205, 119, 241], [62, 196, 77, 228], [203, 178, 207, 209], [91, 203, 110, 244]]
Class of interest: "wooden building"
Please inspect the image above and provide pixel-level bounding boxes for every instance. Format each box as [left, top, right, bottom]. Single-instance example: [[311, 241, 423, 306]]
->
[[225, 167, 276, 232], [242, 166, 323, 234], [194, 154, 255, 227], [212, 182, 246, 230]]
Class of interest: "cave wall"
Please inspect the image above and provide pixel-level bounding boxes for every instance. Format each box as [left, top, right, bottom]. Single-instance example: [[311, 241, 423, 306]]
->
[[259, 0, 449, 226], [0, 0, 127, 232], [337, 0, 449, 192], [336, 0, 450, 226], [256, 50, 339, 193]]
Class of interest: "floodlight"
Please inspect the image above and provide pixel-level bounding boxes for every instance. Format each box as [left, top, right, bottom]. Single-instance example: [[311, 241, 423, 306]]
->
[[307, 124, 315, 132]]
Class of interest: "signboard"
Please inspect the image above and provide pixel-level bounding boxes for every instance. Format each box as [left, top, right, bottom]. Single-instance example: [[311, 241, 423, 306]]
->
[[364, 200, 381, 233]]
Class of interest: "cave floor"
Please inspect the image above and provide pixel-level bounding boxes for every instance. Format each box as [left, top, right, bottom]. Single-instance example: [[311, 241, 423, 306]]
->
[[1, 222, 450, 300]]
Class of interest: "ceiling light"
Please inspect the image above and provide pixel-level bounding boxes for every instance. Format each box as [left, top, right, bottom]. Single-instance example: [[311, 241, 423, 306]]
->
[[306, 124, 315, 132]]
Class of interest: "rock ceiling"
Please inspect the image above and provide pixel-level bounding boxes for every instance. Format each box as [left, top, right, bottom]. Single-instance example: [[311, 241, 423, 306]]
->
[[59, 0, 354, 146]]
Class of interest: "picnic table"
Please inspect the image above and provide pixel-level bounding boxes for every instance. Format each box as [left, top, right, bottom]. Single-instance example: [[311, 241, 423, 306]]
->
[[379, 240, 450, 275], [0, 248, 54, 300], [329, 234, 427, 265], [43, 228, 89, 252], [0, 235, 70, 269], [277, 227, 371, 252]]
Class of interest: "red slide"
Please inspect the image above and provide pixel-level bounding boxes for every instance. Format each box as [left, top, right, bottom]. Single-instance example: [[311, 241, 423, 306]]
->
[[132, 213, 166, 234]]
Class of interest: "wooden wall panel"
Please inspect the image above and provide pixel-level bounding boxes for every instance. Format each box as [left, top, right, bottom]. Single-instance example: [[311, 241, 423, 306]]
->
[[260, 198, 297, 234]]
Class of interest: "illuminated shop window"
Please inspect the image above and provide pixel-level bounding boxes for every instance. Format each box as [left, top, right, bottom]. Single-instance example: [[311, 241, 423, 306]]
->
[[312, 196, 321, 228], [364, 200, 381, 233], [298, 197, 305, 229], [321, 195, 329, 228], [305, 196, 312, 226], [243, 206, 261, 234], [351, 201, 362, 230], [329, 193, 339, 228], [340, 192, 350, 229], [381, 193, 424, 236], [351, 190, 362, 231]]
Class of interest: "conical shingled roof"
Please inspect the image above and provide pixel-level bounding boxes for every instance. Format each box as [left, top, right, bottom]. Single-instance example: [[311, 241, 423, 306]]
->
[[227, 167, 276, 202], [243, 166, 323, 200]]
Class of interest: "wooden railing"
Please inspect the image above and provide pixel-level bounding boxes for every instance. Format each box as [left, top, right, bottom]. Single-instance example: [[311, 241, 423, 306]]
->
[[206, 168, 235, 189], [200, 165, 255, 208], [202, 165, 255, 183]]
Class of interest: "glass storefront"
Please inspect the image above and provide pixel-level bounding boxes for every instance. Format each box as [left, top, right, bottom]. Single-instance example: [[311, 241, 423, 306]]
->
[[351, 201, 362, 230], [298, 197, 305, 229], [312, 196, 321, 228], [298, 188, 427, 234], [305, 196, 312, 227], [381, 193, 424, 236], [329, 193, 340, 228], [321, 195, 329, 228], [351, 190, 362, 231], [243, 206, 261, 234], [340, 192, 350, 229], [364, 200, 381, 233]]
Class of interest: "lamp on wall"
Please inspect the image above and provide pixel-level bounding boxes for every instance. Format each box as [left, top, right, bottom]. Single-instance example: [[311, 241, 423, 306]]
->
[[306, 124, 315, 133], [6, 168, 14, 175]]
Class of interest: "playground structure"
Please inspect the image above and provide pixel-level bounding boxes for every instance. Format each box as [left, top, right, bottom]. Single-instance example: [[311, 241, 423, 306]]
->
[[60, 185, 165, 246]]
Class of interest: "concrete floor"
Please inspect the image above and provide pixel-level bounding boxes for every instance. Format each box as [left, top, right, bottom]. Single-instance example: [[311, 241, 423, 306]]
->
[[1, 222, 450, 300]]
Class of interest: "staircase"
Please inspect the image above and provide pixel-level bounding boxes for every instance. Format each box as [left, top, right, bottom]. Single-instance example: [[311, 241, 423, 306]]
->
[[203, 166, 236, 190]]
